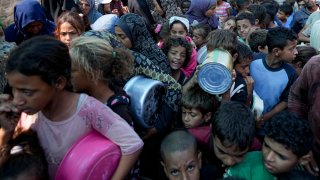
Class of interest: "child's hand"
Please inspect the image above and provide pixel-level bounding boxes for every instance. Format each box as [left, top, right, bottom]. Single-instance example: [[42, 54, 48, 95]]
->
[[244, 76, 254, 96], [112, 9, 120, 16], [122, 6, 129, 14], [0, 94, 20, 132], [142, 127, 157, 140], [304, 151, 319, 176]]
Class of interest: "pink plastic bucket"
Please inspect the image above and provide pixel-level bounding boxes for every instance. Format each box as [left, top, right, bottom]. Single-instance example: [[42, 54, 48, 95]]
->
[[55, 131, 121, 180]]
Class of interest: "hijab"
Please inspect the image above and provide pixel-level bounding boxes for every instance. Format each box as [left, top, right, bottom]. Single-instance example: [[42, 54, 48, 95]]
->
[[85, 0, 103, 24]]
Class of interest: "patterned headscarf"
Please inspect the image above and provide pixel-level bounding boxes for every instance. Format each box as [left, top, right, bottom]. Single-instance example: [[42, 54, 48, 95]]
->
[[116, 13, 171, 74]]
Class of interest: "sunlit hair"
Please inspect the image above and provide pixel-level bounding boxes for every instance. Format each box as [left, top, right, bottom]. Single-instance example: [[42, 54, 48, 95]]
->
[[54, 11, 85, 40]]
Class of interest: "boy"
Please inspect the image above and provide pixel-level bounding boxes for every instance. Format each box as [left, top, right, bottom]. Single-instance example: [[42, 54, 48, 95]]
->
[[247, 4, 267, 29], [250, 27, 297, 127], [236, 12, 256, 43], [247, 29, 268, 60], [160, 130, 202, 180], [277, 3, 294, 28], [225, 111, 314, 179]]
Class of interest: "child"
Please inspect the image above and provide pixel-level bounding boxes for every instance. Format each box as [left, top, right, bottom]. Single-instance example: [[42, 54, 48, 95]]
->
[[247, 29, 268, 61], [181, 0, 191, 14], [277, 3, 294, 28], [69, 36, 134, 126], [192, 23, 211, 64], [0, 130, 48, 179], [0, 36, 143, 179], [221, 16, 236, 32], [162, 37, 193, 84], [247, 4, 268, 29], [236, 12, 256, 43], [225, 111, 314, 179], [215, 0, 232, 24], [250, 27, 298, 127], [160, 130, 202, 180], [291, 45, 318, 76]]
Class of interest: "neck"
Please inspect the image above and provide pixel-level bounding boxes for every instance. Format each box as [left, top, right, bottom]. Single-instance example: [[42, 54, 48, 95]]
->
[[172, 69, 181, 81], [266, 54, 282, 68], [42, 91, 79, 121], [89, 81, 115, 104]]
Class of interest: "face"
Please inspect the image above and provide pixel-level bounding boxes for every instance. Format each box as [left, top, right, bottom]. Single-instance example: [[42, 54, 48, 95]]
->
[[181, 2, 191, 14], [277, 11, 287, 21], [168, 45, 187, 70], [181, 107, 205, 128], [115, 26, 132, 49], [223, 19, 236, 32], [71, 62, 92, 93], [192, 29, 206, 47], [170, 23, 188, 38], [162, 149, 201, 180], [236, 19, 253, 40], [25, 21, 43, 35], [277, 40, 298, 62], [262, 137, 299, 174], [298, 1, 306, 9], [103, 3, 112, 13], [79, 0, 90, 15], [6, 72, 58, 115], [234, 58, 251, 77], [213, 136, 248, 167], [59, 22, 80, 48]]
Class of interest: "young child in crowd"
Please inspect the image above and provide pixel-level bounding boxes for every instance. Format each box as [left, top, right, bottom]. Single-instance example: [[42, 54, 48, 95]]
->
[[221, 16, 236, 32], [162, 37, 193, 84], [192, 23, 211, 64], [247, 29, 268, 60], [69, 36, 134, 126], [181, 0, 191, 14], [225, 111, 314, 179], [247, 4, 267, 29], [277, 3, 294, 28], [250, 27, 298, 128], [160, 130, 202, 180], [236, 12, 256, 43], [0, 130, 48, 179], [0, 36, 143, 179], [215, 0, 232, 24], [291, 45, 318, 76]]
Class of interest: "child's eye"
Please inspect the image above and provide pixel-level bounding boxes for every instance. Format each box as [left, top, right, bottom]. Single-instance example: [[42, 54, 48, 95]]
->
[[187, 165, 195, 171], [170, 169, 179, 176], [278, 154, 287, 160], [22, 90, 34, 96]]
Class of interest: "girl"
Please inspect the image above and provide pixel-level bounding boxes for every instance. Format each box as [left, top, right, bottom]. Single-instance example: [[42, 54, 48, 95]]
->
[[221, 16, 236, 32], [162, 37, 192, 84], [69, 36, 134, 126], [215, 0, 231, 24], [55, 11, 85, 48], [78, 0, 102, 24], [192, 23, 211, 64], [0, 36, 143, 179], [115, 13, 171, 74], [0, 130, 48, 179]]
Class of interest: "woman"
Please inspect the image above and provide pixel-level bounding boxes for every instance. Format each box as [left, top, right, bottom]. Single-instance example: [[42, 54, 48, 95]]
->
[[55, 11, 85, 48], [185, 0, 219, 29], [78, 0, 102, 24], [115, 13, 171, 74]]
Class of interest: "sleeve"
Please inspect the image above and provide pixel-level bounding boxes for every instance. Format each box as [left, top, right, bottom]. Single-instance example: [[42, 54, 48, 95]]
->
[[226, 2, 231, 8], [279, 65, 297, 102], [302, 14, 313, 36], [86, 98, 143, 155], [230, 76, 248, 104]]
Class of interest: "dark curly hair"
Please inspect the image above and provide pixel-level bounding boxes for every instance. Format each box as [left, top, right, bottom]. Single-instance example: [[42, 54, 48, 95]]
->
[[264, 111, 313, 158], [162, 37, 193, 68]]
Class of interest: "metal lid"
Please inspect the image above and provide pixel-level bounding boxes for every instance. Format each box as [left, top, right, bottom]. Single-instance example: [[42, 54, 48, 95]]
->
[[198, 62, 232, 95]]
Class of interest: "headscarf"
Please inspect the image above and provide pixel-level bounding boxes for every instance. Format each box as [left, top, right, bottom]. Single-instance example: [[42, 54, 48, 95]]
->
[[4, 0, 56, 44], [169, 16, 190, 32], [185, 0, 218, 29], [90, 14, 119, 33], [149, 0, 183, 24], [116, 13, 171, 73], [81, 30, 181, 112], [128, 0, 155, 26], [85, 0, 103, 24]]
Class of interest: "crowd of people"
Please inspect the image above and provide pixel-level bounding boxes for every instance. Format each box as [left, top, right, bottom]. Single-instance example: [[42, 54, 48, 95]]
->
[[0, 0, 319, 179]]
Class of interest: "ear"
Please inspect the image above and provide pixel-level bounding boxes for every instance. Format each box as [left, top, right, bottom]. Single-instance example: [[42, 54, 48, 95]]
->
[[232, 53, 238, 62], [295, 61, 303, 68], [203, 112, 212, 123], [54, 76, 67, 90], [160, 161, 169, 177], [299, 151, 312, 166], [255, 19, 260, 25], [272, 47, 281, 56]]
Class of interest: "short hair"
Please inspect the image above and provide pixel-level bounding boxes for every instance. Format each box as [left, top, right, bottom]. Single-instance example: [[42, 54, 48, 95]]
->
[[261, 1, 279, 21], [266, 27, 297, 53], [236, 0, 250, 9], [247, 4, 267, 25], [236, 12, 256, 25], [160, 130, 197, 162], [54, 11, 85, 39], [181, 85, 218, 115], [292, 45, 318, 67], [211, 101, 255, 151], [162, 37, 193, 68], [247, 29, 268, 52], [69, 36, 134, 88], [235, 41, 253, 64], [6, 36, 73, 91], [279, 3, 293, 16], [0, 130, 48, 179], [264, 111, 313, 157], [192, 23, 212, 39], [207, 29, 238, 56]]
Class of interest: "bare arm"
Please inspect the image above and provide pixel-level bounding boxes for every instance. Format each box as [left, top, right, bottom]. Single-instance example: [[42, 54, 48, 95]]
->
[[111, 148, 142, 179], [298, 25, 310, 43], [257, 101, 287, 128]]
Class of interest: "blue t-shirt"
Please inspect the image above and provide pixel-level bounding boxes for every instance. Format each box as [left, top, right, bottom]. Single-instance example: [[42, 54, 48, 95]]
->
[[250, 58, 297, 113]]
